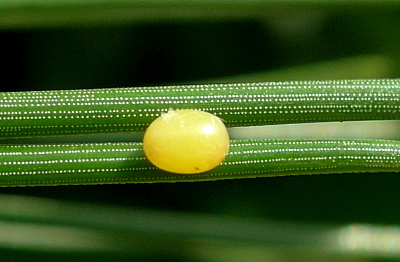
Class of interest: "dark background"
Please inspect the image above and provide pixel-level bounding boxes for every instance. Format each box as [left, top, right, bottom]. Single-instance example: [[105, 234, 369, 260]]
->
[[1, 4, 400, 261]]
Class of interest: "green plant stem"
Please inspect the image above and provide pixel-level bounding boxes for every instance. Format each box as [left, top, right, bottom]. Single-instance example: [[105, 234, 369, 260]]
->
[[1, 138, 399, 187], [1, 79, 399, 139]]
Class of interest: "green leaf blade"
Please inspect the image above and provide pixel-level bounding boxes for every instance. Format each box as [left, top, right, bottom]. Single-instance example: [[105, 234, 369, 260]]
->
[[1, 139, 399, 187], [1, 79, 400, 139]]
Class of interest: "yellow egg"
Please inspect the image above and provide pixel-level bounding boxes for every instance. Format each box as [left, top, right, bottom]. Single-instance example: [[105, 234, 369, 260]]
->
[[143, 109, 230, 174]]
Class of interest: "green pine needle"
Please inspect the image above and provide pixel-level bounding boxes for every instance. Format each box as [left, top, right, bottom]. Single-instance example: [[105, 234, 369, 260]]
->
[[0, 79, 399, 187], [1, 139, 399, 187], [1, 79, 399, 139]]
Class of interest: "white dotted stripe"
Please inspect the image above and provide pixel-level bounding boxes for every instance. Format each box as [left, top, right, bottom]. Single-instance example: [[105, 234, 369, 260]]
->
[[0, 80, 399, 138], [0, 139, 399, 186]]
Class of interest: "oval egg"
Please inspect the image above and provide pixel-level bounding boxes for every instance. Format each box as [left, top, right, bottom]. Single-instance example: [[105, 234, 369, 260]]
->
[[143, 109, 230, 174]]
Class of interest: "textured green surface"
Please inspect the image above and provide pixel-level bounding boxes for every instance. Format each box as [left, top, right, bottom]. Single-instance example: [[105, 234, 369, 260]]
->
[[1, 139, 399, 187], [1, 79, 400, 186], [1, 79, 399, 139]]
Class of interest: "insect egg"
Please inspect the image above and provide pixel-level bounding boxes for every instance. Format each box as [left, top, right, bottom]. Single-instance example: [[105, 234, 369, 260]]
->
[[143, 109, 230, 174]]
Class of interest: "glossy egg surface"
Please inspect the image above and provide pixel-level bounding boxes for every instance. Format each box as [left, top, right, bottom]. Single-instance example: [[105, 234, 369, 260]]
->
[[143, 109, 230, 174]]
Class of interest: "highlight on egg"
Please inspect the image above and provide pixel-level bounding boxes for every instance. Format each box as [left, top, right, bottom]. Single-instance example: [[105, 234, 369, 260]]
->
[[143, 109, 230, 174]]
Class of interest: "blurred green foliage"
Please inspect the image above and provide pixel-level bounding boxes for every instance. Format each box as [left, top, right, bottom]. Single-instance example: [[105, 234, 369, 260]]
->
[[1, 1, 400, 261]]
